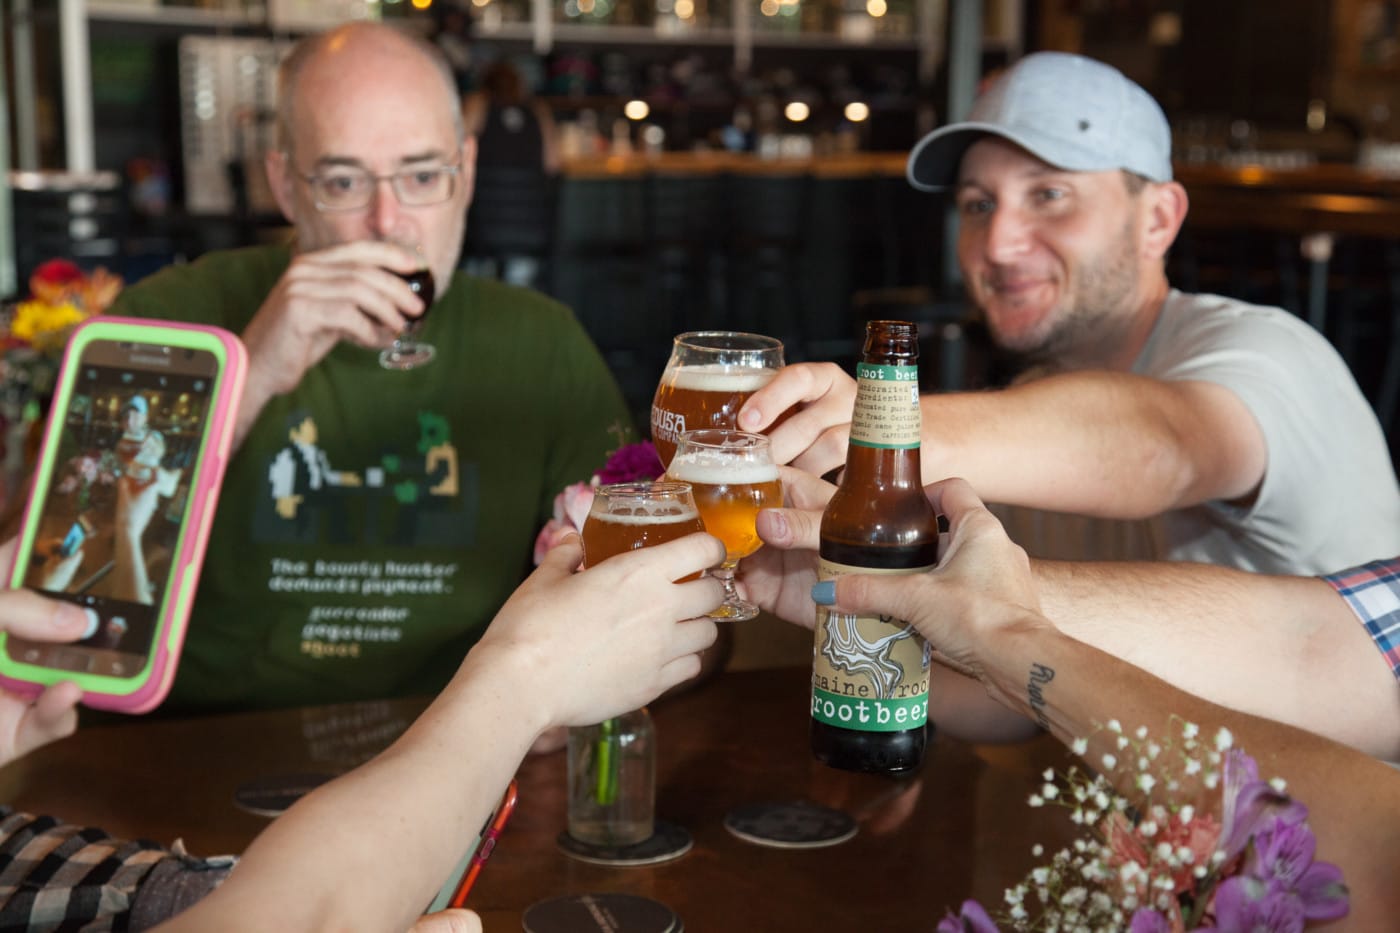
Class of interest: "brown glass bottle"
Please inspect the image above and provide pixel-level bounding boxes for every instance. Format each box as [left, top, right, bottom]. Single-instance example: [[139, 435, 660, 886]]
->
[[810, 321, 939, 775]]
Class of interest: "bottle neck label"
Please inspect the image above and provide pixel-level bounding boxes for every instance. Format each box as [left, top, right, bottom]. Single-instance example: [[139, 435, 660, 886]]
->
[[850, 363, 921, 450], [810, 559, 931, 732]]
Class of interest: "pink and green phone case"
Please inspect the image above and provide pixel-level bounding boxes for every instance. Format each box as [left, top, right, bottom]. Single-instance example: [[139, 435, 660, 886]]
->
[[0, 317, 247, 713]]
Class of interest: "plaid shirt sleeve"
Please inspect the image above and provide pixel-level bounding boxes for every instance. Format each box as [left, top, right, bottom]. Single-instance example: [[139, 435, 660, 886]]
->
[[0, 808, 234, 932], [1323, 557, 1400, 681]]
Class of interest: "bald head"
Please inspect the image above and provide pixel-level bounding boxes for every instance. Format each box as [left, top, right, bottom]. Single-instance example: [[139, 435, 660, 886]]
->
[[275, 22, 463, 156]]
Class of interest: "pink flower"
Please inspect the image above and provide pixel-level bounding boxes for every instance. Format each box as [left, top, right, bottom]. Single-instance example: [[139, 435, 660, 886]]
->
[[531, 482, 595, 565]]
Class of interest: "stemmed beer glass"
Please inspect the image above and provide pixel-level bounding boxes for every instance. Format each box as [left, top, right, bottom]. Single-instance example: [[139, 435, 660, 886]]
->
[[666, 430, 781, 621], [650, 332, 784, 469], [380, 259, 436, 371]]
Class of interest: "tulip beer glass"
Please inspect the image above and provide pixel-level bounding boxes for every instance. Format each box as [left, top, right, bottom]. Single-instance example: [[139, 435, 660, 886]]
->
[[666, 430, 781, 621], [650, 332, 784, 468]]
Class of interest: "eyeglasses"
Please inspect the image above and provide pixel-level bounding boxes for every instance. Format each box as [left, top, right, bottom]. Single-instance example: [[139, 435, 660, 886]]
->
[[297, 161, 462, 212]]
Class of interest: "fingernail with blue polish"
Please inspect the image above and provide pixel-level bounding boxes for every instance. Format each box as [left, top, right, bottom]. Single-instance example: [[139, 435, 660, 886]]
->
[[810, 580, 836, 606]]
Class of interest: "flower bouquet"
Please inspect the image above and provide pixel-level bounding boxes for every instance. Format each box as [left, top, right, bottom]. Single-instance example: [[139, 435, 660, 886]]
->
[[939, 720, 1349, 933], [1, 260, 122, 500]]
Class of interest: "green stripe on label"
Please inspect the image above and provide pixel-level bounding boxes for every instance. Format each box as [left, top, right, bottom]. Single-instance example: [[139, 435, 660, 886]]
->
[[855, 363, 919, 382], [810, 686, 928, 732]]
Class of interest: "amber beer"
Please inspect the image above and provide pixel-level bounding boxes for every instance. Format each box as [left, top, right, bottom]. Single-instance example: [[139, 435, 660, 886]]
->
[[811, 321, 939, 775], [651, 365, 777, 467], [666, 454, 781, 563], [580, 482, 705, 569]]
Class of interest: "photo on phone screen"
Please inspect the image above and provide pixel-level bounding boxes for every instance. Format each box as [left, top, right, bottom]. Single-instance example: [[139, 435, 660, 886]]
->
[[7, 340, 222, 679]]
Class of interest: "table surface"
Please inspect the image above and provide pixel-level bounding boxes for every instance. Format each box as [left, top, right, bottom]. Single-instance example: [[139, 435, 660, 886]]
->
[[0, 667, 1075, 932]]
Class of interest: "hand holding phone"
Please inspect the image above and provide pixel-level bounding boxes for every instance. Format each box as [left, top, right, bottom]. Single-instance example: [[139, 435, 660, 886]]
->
[[426, 779, 518, 913], [0, 317, 246, 713]]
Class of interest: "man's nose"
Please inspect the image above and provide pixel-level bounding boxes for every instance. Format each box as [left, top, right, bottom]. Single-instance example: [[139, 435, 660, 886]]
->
[[983, 205, 1033, 263], [366, 177, 403, 237]]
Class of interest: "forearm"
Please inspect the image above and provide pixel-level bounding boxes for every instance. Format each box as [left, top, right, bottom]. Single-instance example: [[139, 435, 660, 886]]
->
[[1034, 559, 1400, 759], [983, 618, 1400, 928], [161, 651, 541, 932], [919, 372, 1262, 517]]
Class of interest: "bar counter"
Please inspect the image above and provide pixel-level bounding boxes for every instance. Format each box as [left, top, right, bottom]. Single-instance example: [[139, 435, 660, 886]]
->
[[0, 668, 1074, 930]]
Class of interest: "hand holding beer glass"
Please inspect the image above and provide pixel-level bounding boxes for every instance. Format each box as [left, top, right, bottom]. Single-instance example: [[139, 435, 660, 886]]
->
[[650, 332, 784, 468], [666, 430, 781, 621]]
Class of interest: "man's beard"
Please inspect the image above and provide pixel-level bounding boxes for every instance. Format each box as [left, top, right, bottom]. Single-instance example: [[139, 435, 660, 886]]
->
[[1000, 222, 1141, 374]]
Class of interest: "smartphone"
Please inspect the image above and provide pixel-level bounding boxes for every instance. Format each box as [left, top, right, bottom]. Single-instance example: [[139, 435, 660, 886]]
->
[[0, 317, 247, 713], [426, 779, 519, 913]]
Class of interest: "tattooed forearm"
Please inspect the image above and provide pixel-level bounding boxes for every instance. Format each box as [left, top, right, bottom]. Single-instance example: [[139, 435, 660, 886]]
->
[[1027, 662, 1055, 730]]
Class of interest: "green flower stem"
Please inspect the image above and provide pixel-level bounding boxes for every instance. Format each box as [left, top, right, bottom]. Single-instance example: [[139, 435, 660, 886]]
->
[[593, 717, 619, 806]]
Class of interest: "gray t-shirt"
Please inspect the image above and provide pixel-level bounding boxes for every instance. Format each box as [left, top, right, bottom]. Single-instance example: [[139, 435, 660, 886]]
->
[[996, 290, 1400, 575]]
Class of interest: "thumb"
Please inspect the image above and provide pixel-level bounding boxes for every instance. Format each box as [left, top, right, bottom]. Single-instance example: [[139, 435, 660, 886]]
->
[[755, 506, 821, 551], [409, 909, 482, 933], [833, 572, 934, 635], [536, 535, 584, 577]]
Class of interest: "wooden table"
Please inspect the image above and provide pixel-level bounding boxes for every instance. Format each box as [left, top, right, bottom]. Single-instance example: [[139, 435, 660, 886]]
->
[[0, 668, 1074, 931]]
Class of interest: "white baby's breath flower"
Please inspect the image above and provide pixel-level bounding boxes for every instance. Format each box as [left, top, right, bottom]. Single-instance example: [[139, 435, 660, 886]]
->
[[1107, 719, 1122, 733], [1176, 846, 1196, 864], [1147, 742, 1161, 759], [1072, 737, 1089, 755], [1193, 865, 1208, 879], [1211, 850, 1227, 866], [1181, 721, 1199, 739], [1138, 756, 1149, 772], [1135, 725, 1148, 740], [1009, 903, 1028, 921], [1139, 820, 1158, 837], [1136, 773, 1156, 794], [1044, 768, 1056, 781], [1155, 841, 1174, 860], [1269, 777, 1287, 793], [1214, 726, 1234, 751], [1101, 753, 1117, 770], [1032, 843, 1045, 857], [1117, 736, 1130, 750], [1029, 793, 1045, 807], [1184, 758, 1202, 775], [1042, 783, 1059, 800], [1203, 772, 1220, 790], [1178, 804, 1195, 824], [1032, 866, 1051, 885], [1094, 791, 1110, 810], [1071, 809, 1085, 825]]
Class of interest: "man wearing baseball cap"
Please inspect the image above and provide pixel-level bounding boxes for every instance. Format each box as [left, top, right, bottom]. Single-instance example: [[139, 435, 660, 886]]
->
[[741, 51, 1399, 574]]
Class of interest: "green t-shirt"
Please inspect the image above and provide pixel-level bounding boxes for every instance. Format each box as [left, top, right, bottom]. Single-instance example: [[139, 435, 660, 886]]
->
[[109, 244, 634, 713]]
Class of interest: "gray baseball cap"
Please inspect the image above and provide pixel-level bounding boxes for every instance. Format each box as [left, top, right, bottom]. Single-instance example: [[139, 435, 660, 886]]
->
[[907, 52, 1173, 192]]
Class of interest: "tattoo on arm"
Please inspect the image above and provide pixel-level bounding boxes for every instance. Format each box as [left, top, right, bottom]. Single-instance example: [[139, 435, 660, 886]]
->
[[1027, 662, 1055, 730]]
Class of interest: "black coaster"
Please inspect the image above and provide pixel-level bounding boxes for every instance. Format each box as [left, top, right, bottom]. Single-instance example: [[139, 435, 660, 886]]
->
[[232, 772, 336, 817], [723, 800, 857, 849], [523, 892, 681, 933], [556, 819, 693, 867]]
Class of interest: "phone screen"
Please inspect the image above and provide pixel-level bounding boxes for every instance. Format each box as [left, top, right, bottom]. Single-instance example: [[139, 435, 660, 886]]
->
[[7, 338, 222, 679]]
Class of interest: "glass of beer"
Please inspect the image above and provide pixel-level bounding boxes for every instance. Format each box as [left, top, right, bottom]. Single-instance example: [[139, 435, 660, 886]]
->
[[666, 430, 781, 621], [380, 262, 436, 371], [580, 481, 706, 570], [650, 332, 784, 468]]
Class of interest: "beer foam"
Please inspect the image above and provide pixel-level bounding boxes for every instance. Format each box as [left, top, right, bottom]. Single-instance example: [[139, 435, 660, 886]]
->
[[666, 365, 778, 392], [596, 506, 700, 524], [667, 455, 779, 485]]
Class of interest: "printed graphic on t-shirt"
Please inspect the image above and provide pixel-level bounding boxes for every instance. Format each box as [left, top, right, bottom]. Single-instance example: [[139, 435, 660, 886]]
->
[[256, 409, 476, 548]]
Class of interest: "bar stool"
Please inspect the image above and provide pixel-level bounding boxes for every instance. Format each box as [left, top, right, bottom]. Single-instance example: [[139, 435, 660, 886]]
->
[[460, 165, 558, 292], [643, 162, 729, 336], [725, 166, 810, 347]]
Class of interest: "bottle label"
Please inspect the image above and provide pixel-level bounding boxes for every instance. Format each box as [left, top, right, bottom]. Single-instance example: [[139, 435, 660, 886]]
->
[[849, 363, 921, 450], [811, 559, 932, 732]]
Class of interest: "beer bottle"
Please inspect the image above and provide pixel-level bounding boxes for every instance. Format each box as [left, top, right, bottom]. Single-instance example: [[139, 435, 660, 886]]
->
[[810, 320, 938, 774]]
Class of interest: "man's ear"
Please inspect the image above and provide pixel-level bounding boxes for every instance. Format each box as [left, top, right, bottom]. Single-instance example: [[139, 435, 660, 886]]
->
[[1141, 180, 1188, 260], [265, 148, 298, 222]]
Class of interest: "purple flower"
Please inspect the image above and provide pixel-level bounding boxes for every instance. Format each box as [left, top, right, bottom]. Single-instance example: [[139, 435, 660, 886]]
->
[[1219, 750, 1308, 863], [1201, 875, 1304, 933], [595, 441, 663, 485], [935, 900, 999, 933], [1244, 817, 1349, 921], [1128, 908, 1173, 933]]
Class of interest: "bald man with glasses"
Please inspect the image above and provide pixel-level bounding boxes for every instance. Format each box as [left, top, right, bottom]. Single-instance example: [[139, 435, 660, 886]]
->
[[108, 23, 636, 715]]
